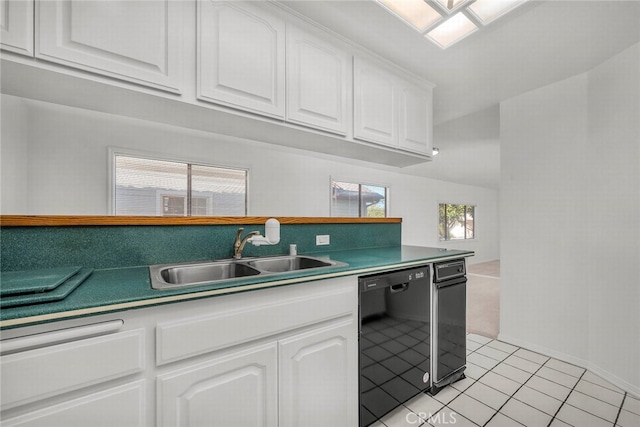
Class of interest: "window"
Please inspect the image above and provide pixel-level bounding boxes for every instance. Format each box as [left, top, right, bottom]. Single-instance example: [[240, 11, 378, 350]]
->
[[331, 181, 387, 217], [114, 155, 247, 216], [439, 203, 475, 240]]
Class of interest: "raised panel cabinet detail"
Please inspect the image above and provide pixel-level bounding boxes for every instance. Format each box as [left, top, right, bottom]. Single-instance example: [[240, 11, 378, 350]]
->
[[353, 57, 396, 147], [36, 0, 182, 93], [398, 84, 432, 155], [0, 381, 146, 427], [156, 278, 355, 365], [0, 0, 34, 56], [157, 343, 278, 427], [279, 319, 358, 427], [0, 328, 145, 410], [354, 56, 433, 154], [286, 24, 351, 135], [197, 0, 285, 118]]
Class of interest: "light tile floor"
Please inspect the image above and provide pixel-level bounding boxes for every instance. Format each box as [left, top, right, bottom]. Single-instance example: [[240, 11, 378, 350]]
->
[[371, 334, 640, 427]]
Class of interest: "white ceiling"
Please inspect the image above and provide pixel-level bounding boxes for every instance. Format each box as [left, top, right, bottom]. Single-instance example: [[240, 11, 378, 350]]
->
[[278, 0, 640, 188]]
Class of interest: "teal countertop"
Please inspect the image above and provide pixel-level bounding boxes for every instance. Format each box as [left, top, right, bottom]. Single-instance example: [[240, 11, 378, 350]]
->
[[0, 246, 473, 329]]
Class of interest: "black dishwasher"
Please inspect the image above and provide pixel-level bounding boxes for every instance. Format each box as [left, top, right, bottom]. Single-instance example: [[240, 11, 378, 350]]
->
[[359, 265, 431, 427]]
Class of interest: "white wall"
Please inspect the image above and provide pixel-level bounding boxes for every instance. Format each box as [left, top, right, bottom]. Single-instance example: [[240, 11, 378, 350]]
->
[[0, 95, 499, 263], [500, 43, 639, 395], [0, 97, 29, 213]]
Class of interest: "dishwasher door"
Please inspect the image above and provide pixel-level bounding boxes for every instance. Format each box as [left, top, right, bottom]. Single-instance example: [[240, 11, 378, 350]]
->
[[359, 266, 431, 427], [432, 275, 467, 388]]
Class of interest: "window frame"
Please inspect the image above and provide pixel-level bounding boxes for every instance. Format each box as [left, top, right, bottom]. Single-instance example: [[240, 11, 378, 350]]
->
[[438, 202, 476, 241], [330, 177, 390, 218], [109, 147, 249, 216]]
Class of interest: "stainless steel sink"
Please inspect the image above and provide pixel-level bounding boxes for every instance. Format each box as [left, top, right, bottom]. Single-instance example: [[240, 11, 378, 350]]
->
[[150, 261, 261, 289], [246, 255, 340, 273], [149, 255, 347, 290]]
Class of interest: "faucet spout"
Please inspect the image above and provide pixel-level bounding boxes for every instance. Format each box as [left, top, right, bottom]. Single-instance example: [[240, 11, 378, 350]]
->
[[233, 228, 260, 259]]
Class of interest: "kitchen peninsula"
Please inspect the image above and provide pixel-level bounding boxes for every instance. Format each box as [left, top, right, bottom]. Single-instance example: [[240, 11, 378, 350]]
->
[[0, 215, 472, 427]]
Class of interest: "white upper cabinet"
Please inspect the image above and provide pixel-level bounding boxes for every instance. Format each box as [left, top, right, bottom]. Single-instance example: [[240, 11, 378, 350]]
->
[[0, 0, 34, 56], [398, 83, 433, 155], [36, 0, 182, 93], [2, 0, 434, 166], [198, 0, 285, 119], [353, 57, 397, 147], [354, 57, 433, 155], [286, 24, 351, 135]]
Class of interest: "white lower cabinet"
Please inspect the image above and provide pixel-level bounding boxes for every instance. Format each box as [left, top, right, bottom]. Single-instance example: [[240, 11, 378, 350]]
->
[[157, 343, 278, 427], [0, 276, 359, 426], [155, 275, 359, 427], [0, 323, 146, 426], [279, 319, 358, 427], [1, 381, 146, 427]]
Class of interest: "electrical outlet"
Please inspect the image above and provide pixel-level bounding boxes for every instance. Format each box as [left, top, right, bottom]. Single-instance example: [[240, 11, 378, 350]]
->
[[316, 235, 330, 246]]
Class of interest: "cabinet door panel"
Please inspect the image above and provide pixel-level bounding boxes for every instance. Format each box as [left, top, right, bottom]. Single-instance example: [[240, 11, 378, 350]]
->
[[279, 319, 358, 427], [354, 58, 396, 147], [287, 25, 351, 135], [198, 0, 285, 118], [1, 381, 146, 427], [157, 343, 277, 427], [1, 0, 34, 56], [156, 279, 355, 365], [36, 0, 182, 93], [398, 85, 432, 154], [0, 329, 145, 410]]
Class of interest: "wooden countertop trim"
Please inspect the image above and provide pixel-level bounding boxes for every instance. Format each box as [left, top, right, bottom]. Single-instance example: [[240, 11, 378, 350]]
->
[[0, 215, 402, 227]]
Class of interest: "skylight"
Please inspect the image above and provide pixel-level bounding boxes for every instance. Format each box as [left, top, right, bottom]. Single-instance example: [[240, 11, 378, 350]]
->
[[378, 0, 442, 31], [376, 0, 529, 49], [426, 12, 477, 48]]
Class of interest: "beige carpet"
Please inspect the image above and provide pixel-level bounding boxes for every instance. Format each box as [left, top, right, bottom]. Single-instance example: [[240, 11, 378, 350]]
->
[[466, 260, 500, 339]]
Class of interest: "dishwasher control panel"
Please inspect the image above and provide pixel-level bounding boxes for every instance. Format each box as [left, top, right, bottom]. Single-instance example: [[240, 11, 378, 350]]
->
[[433, 259, 466, 282], [359, 265, 429, 292]]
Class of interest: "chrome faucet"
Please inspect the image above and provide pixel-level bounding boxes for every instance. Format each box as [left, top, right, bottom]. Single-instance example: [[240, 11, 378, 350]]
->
[[233, 228, 260, 259]]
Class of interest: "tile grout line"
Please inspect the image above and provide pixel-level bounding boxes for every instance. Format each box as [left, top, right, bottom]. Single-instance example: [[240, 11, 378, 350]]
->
[[451, 338, 527, 426], [423, 338, 495, 427], [546, 369, 586, 427], [481, 351, 545, 427], [613, 392, 627, 426], [465, 339, 628, 427]]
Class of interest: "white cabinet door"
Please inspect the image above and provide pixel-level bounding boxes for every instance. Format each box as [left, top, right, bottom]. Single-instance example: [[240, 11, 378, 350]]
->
[[398, 83, 433, 155], [286, 25, 351, 135], [1, 381, 146, 427], [353, 57, 397, 147], [0, 0, 34, 56], [1, 328, 145, 410], [36, 0, 182, 93], [279, 319, 358, 427], [354, 57, 433, 155], [198, 0, 285, 119], [157, 342, 278, 427]]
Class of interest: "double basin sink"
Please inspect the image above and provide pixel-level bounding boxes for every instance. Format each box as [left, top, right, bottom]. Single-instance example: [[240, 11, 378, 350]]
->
[[149, 255, 348, 290]]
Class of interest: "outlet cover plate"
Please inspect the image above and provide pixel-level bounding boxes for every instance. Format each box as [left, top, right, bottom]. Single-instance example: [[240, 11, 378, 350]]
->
[[316, 235, 330, 245]]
